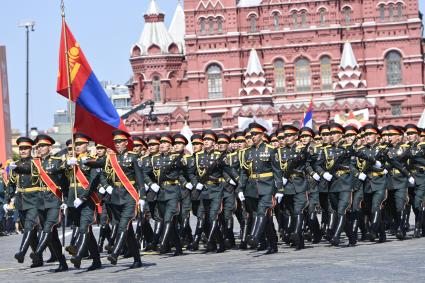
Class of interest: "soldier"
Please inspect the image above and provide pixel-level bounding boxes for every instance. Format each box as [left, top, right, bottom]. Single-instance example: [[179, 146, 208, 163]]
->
[[237, 123, 283, 254], [9, 137, 40, 267], [105, 130, 144, 268], [194, 130, 238, 253], [143, 134, 184, 256]]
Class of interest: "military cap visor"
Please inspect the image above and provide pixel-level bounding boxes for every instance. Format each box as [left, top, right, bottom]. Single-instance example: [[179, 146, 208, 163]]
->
[[112, 130, 130, 141], [35, 135, 55, 146], [16, 137, 34, 147]]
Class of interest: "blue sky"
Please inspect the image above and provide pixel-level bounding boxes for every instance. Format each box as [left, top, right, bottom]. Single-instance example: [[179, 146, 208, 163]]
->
[[0, 0, 179, 133], [0, 0, 424, 133]]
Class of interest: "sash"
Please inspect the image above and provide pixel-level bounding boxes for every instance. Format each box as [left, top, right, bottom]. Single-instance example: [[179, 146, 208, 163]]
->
[[75, 166, 102, 213], [109, 154, 140, 202], [33, 159, 62, 200]]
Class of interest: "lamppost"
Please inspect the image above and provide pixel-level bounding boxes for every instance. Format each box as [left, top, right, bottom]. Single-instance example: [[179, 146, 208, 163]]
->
[[18, 20, 35, 137]]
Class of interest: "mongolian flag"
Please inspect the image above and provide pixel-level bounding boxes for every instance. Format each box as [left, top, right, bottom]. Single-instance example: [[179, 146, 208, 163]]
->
[[56, 20, 130, 150]]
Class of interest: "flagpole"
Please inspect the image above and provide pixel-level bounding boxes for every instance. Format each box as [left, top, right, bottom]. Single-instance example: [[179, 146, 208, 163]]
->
[[61, 0, 78, 199]]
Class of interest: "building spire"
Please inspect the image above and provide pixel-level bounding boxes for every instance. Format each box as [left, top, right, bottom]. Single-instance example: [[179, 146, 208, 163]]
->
[[245, 48, 264, 76], [239, 48, 272, 97], [339, 41, 358, 69], [334, 41, 366, 90], [169, 0, 185, 53], [146, 0, 161, 15]]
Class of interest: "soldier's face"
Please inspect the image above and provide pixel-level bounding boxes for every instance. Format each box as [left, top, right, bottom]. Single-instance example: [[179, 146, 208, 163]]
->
[[272, 141, 279, 148], [133, 146, 142, 154], [19, 147, 31, 158], [285, 134, 297, 145], [331, 132, 342, 144], [159, 142, 171, 153], [345, 135, 356, 144], [365, 133, 377, 144], [321, 133, 331, 144], [96, 148, 106, 157], [251, 132, 263, 145], [238, 141, 247, 150], [218, 142, 228, 152], [37, 144, 51, 157], [76, 143, 89, 154], [174, 143, 185, 152], [390, 134, 402, 144], [148, 144, 159, 154], [300, 135, 311, 145], [406, 133, 419, 143], [193, 143, 203, 153], [113, 140, 128, 153], [203, 139, 214, 149]]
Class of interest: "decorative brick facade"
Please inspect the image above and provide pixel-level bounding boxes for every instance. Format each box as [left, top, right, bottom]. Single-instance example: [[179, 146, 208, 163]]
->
[[126, 0, 425, 136]]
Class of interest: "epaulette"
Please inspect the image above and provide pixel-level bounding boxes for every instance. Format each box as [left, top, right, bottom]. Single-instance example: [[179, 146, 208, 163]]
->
[[228, 152, 237, 157], [322, 145, 332, 148], [400, 144, 410, 148], [196, 151, 204, 156], [417, 142, 425, 147], [184, 154, 192, 158], [214, 151, 221, 155], [356, 145, 365, 150], [50, 156, 63, 160], [152, 153, 161, 157], [265, 144, 275, 149]]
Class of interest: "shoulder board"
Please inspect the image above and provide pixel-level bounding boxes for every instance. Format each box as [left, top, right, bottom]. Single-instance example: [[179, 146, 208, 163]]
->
[[127, 151, 138, 155], [228, 152, 237, 157], [152, 153, 160, 157], [265, 144, 275, 149], [400, 144, 410, 148], [184, 154, 192, 158], [417, 142, 425, 147], [214, 151, 221, 155], [356, 145, 365, 150], [378, 145, 387, 149], [171, 153, 180, 157], [50, 156, 62, 160], [322, 145, 332, 148], [196, 151, 204, 156]]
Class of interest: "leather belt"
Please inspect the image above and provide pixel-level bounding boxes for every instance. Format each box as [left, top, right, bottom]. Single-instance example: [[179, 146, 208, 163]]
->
[[249, 172, 273, 179], [206, 178, 225, 185], [17, 187, 47, 193], [391, 169, 401, 175], [162, 180, 179, 185], [335, 170, 350, 177], [371, 171, 385, 177], [114, 181, 135, 187]]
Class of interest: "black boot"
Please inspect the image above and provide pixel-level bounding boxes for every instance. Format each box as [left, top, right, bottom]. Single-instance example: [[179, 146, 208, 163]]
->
[[330, 214, 345, 246], [188, 219, 203, 251], [141, 218, 154, 248], [30, 231, 51, 268], [172, 220, 183, 256], [309, 212, 322, 244], [238, 217, 249, 250], [65, 227, 79, 255], [127, 225, 142, 269], [422, 207, 425, 237], [248, 216, 266, 248], [325, 212, 336, 241], [97, 225, 106, 253], [105, 224, 117, 254], [348, 212, 358, 246], [224, 218, 235, 249], [265, 216, 278, 254], [159, 222, 173, 254], [396, 210, 406, 240], [291, 214, 304, 250], [360, 214, 369, 241], [70, 233, 89, 269], [14, 229, 35, 263], [368, 210, 381, 241], [87, 231, 102, 271], [46, 244, 58, 263], [50, 234, 68, 272], [107, 231, 126, 265], [283, 215, 293, 245], [145, 221, 162, 251], [413, 208, 423, 238]]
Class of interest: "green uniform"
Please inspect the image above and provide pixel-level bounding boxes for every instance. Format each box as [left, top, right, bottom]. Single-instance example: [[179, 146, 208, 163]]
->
[[408, 141, 425, 236]]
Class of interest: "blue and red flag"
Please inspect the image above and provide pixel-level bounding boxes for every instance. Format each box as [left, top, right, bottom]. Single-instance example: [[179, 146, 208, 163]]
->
[[303, 98, 313, 129], [57, 21, 129, 150]]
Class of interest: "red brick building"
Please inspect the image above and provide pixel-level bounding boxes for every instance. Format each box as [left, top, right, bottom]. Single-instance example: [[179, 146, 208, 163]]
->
[[126, 0, 425, 135]]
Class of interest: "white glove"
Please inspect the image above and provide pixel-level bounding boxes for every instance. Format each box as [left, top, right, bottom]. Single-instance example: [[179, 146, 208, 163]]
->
[[3, 204, 8, 212], [275, 193, 284, 204], [73, 198, 83, 208], [60, 203, 68, 211], [185, 183, 193, 190], [98, 187, 106, 195], [374, 161, 382, 169], [409, 176, 415, 185], [229, 179, 237, 186], [106, 186, 114, 195], [383, 169, 388, 175], [358, 172, 367, 181], [67, 157, 78, 166], [144, 184, 149, 191], [80, 156, 88, 164], [196, 183, 204, 191], [138, 199, 145, 209], [238, 192, 245, 201], [9, 162, 17, 170], [282, 177, 288, 186], [151, 183, 160, 193], [312, 173, 320, 181], [323, 172, 333, 182]]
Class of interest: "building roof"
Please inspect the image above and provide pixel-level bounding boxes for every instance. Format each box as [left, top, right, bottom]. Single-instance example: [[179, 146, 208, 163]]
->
[[168, 1, 185, 53], [146, 0, 161, 15], [237, 0, 263, 7], [339, 41, 358, 69], [245, 48, 264, 76]]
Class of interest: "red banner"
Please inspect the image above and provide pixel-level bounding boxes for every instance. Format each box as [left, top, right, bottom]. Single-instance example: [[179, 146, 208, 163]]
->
[[33, 159, 62, 200], [75, 165, 102, 213], [109, 154, 139, 203]]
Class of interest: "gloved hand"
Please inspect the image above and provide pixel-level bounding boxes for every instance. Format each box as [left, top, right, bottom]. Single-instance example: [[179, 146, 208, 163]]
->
[[358, 172, 367, 181], [3, 204, 8, 212], [74, 198, 83, 208], [323, 172, 333, 182], [196, 183, 204, 191], [80, 156, 88, 164], [185, 183, 193, 190], [60, 203, 68, 211], [275, 193, 284, 204], [238, 192, 245, 201], [9, 162, 17, 170], [144, 184, 149, 191], [374, 161, 382, 169], [106, 186, 114, 195], [138, 199, 145, 209], [409, 176, 415, 186], [312, 173, 320, 181], [282, 177, 288, 186], [67, 157, 78, 166], [229, 179, 237, 186], [98, 187, 106, 195], [383, 169, 388, 175], [151, 183, 160, 193]]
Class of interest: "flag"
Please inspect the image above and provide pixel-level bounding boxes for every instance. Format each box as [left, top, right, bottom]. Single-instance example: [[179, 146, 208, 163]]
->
[[303, 99, 313, 129], [180, 121, 193, 153], [57, 21, 129, 150]]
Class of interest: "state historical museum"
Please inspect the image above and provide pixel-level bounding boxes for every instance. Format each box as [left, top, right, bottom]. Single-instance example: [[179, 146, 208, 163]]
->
[[125, 0, 425, 135]]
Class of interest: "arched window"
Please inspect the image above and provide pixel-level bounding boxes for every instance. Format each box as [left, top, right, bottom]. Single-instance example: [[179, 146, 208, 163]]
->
[[397, 3, 403, 18], [343, 7, 351, 25], [274, 60, 285, 93], [152, 76, 161, 102], [295, 58, 311, 92], [217, 17, 223, 33], [300, 11, 307, 27], [273, 13, 279, 30], [249, 15, 257, 32], [388, 4, 394, 20], [207, 64, 223, 98], [292, 13, 298, 28], [319, 9, 326, 25], [208, 18, 214, 35], [200, 18, 205, 33], [379, 5, 385, 20], [320, 56, 332, 90], [386, 51, 402, 85]]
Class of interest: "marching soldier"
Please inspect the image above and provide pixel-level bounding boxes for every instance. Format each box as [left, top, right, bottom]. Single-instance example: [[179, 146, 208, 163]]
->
[[143, 134, 184, 256], [105, 130, 144, 268], [237, 123, 283, 254]]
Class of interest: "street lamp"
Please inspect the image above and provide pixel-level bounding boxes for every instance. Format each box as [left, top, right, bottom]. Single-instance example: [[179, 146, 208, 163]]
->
[[18, 20, 35, 137]]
